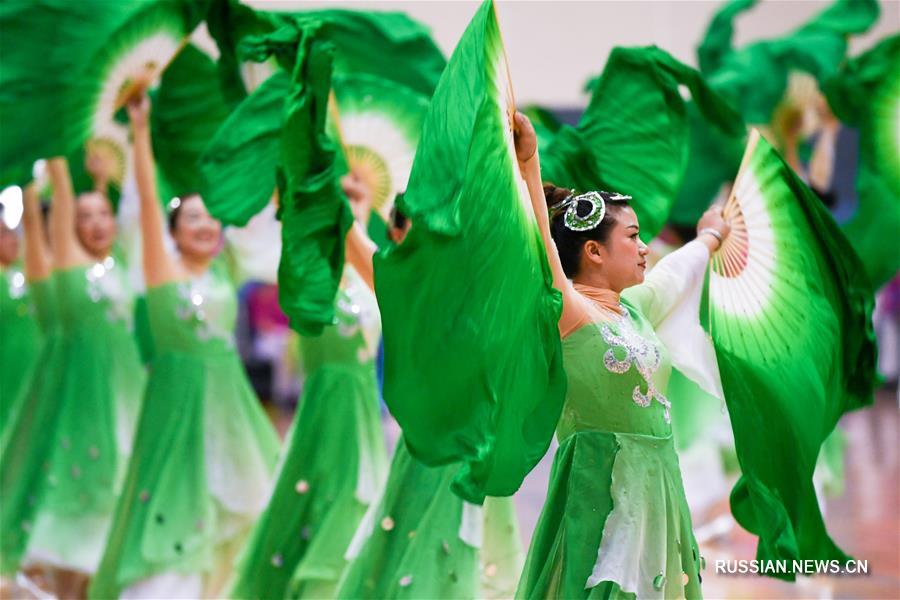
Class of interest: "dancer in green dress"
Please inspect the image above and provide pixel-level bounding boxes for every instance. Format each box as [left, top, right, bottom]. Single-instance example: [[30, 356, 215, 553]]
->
[[1, 182, 63, 587], [226, 250, 388, 600], [336, 175, 525, 600], [89, 93, 281, 599], [0, 211, 42, 435], [10, 155, 146, 596], [513, 113, 731, 599]]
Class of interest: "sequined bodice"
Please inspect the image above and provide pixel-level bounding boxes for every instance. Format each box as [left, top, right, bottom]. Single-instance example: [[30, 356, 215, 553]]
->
[[147, 268, 237, 355], [57, 259, 133, 332], [299, 274, 380, 373], [557, 298, 673, 441]]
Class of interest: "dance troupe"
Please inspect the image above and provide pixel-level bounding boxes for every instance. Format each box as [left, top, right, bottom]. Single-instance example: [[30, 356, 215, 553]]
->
[[0, 0, 896, 598]]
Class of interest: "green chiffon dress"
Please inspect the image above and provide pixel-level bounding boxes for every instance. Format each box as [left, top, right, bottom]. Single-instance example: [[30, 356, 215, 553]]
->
[[0, 264, 42, 435], [518, 241, 723, 600], [89, 265, 281, 598], [20, 260, 145, 574], [227, 270, 387, 600], [0, 277, 62, 574], [336, 436, 524, 599]]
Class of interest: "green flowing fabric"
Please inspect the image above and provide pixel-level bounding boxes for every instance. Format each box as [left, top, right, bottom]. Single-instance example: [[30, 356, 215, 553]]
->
[[543, 46, 743, 240], [202, 5, 441, 228], [704, 131, 876, 574], [823, 35, 900, 288], [206, 1, 444, 103], [287, 9, 445, 97], [0, 1, 137, 183], [276, 28, 353, 337], [199, 71, 289, 226], [701, 0, 880, 123], [697, 0, 757, 75], [669, 105, 746, 226], [204, 0, 278, 107], [374, 0, 565, 504], [151, 44, 231, 198], [676, 0, 881, 225]]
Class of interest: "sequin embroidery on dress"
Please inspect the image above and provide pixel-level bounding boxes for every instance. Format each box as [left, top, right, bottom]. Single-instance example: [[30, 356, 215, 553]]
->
[[335, 275, 380, 364], [8, 269, 27, 300], [85, 257, 132, 327], [600, 306, 671, 422], [174, 272, 233, 346]]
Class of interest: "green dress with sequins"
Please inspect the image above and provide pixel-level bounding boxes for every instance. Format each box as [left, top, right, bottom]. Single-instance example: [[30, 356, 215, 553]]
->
[[336, 437, 525, 600], [0, 265, 42, 434], [227, 274, 388, 600], [0, 277, 62, 574], [89, 264, 281, 598], [18, 261, 145, 575], [517, 295, 703, 600]]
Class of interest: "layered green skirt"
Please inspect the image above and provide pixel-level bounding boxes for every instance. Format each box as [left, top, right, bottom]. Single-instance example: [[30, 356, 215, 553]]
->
[[227, 362, 387, 599], [90, 350, 280, 598], [337, 437, 524, 599], [518, 431, 702, 599]]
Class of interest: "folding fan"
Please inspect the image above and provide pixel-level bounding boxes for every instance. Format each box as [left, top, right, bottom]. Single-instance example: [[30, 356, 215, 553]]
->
[[705, 128, 876, 566], [328, 74, 430, 221], [68, 0, 196, 190], [374, 0, 566, 504]]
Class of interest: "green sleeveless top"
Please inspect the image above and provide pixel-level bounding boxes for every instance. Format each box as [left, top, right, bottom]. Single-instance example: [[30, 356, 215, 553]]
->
[[56, 258, 134, 333], [145, 265, 237, 356], [557, 297, 673, 441], [299, 274, 380, 374]]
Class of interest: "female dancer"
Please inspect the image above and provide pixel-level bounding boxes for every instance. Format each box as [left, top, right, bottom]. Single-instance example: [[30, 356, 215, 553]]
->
[[89, 94, 280, 599], [226, 180, 388, 600], [1, 181, 62, 591], [8, 154, 146, 597], [336, 175, 525, 600], [512, 112, 730, 599], [0, 208, 42, 435]]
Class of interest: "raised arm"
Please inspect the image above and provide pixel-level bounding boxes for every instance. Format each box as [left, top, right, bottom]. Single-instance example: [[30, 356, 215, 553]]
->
[[47, 157, 90, 269], [22, 182, 52, 282], [341, 173, 377, 292], [127, 94, 179, 287], [513, 112, 586, 335]]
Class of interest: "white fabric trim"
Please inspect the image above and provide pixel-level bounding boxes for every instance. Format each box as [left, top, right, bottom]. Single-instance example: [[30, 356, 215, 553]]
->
[[458, 501, 484, 549]]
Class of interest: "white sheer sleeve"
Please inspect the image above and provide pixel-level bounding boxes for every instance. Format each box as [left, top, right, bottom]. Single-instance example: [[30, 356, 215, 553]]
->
[[623, 240, 724, 400]]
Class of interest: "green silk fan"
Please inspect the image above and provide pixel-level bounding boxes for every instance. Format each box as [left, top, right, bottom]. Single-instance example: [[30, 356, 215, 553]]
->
[[705, 129, 876, 572], [374, 0, 565, 504], [67, 1, 198, 187], [328, 74, 429, 222]]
